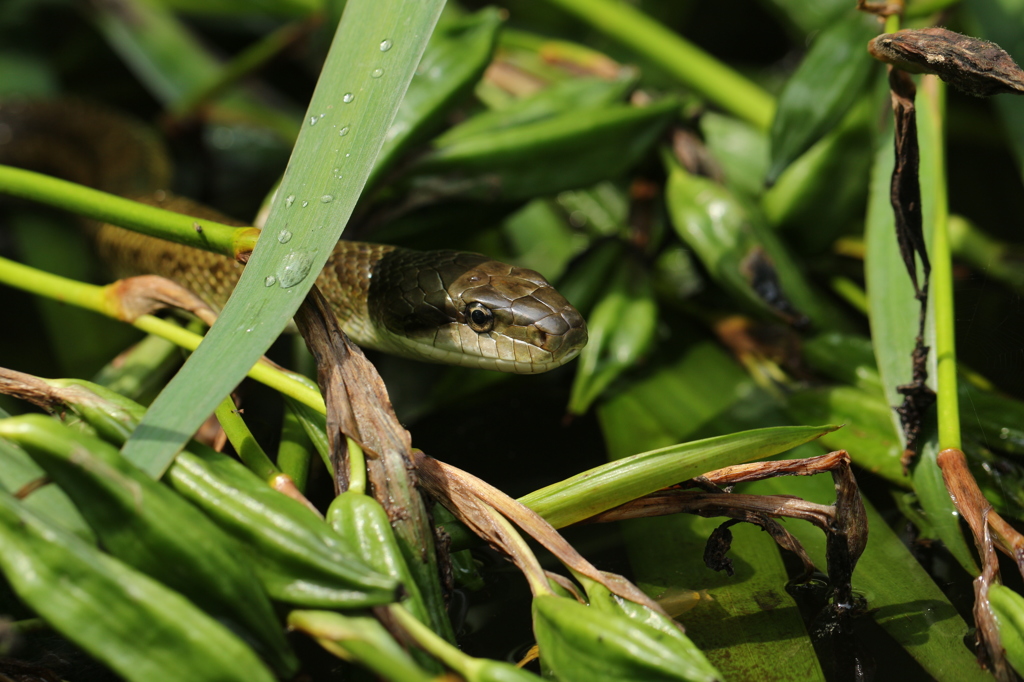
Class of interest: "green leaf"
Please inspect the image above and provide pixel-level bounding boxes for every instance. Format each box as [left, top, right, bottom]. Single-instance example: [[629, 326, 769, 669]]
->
[[990, 584, 1024, 677], [568, 256, 657, 414], [767, 11, 880, 183], [413, 97, 679, 201], [863, 77, 978, 574], [533, 594, 721, 682], [594, 341, 825, 681], [751, 472, 993, 682], [784, 385, 907, 485], [519, 419, 837, 529], [121, 0, 445, 476], [368, 7, 504, 189], [0, 488, 276, 682]]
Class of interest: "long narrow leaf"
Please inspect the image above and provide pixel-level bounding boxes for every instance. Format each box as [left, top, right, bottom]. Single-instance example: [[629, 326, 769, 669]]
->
[[122, 0, 444, 476]]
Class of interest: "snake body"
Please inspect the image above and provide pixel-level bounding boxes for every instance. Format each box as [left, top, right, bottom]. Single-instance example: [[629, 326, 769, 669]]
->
[[0, 100, 587, 373]]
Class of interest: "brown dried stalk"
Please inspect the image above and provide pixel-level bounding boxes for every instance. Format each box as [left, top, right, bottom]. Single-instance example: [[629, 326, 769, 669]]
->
[[587, 451, 867, 609], [413, 449, 676, 621], [938, 447, 1024, 681]]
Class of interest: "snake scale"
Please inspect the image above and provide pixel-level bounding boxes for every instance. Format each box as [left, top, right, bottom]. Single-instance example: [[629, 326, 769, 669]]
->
[[0, 100, 588, 373]]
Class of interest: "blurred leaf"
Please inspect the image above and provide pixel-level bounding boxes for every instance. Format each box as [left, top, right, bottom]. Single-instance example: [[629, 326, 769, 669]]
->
[[700, 112, 769, 199], [436, 74, 636, 146], [412, 97, 679, 201], [966, 0, 1024, 179], [92, 0, 300, 140], [767, 10, 879, 183], [568, 256, 657, 414], [762, 97, 874, 253], [664, 156, 851, 331], [154, 0, 320, 18], [0, 432, 95, 543], [757, 0, 850, 35], [369, 8, 504, 189]]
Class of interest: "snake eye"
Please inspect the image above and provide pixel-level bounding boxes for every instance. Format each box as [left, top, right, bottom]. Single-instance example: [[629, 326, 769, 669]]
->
[[466, 302, 494, 333]]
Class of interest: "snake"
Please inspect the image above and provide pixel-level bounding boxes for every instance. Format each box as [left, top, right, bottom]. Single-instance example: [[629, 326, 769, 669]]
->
[[0, 100, 588, 374]]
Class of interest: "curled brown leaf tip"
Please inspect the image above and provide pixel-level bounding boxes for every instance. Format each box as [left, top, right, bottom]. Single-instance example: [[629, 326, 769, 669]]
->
[[870, 28, 1024, 97]]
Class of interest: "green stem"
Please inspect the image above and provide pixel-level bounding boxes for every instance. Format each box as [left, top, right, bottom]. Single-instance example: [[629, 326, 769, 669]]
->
[[541, 0, 775, 130], [215, 396, 280, 480], [922, 78, 959, 450], [387, 604, 468, 672], [0, 255, 325, 414], [277, 404, 313, 492], [347, 438, 367, 495], [0, 165, 259, 259]]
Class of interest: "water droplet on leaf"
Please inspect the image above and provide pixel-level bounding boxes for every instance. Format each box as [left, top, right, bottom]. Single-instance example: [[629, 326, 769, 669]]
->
[[264, 275, 277, 287], [380, 39, 392, 52], [277, 229, 292, 243], [371, 68, 384, 78], [278, 251, 314, 288], [342, 93, 354, 103]]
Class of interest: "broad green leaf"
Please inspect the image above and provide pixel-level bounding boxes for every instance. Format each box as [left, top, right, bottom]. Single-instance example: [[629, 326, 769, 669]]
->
[[122, 0, 445, 476], [521, 419, 836, 529], [784, 384, 906, 485], [595, 341, 825, 681], [863, 77, 977, 573], [533, 595, 721, 682], [752, 472, 993, 682]]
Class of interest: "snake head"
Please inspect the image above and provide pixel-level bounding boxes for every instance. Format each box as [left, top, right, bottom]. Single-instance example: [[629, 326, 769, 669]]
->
[[369, 250, 587, 373]]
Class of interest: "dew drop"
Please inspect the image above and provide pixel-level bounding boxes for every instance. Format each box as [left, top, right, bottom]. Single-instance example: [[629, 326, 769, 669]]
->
[[277, 251, 314, 288], [339, 126, 350, 136], [285, 194, 295, 207], [342, 93, 354, 103], [301, 201, 309, 207], [371, 68, 384, 78], [380, 39, 392, 52], [309, 116, 318, 126], [320, 195, 333, 203], [264, 275, 277, 287], [277, 229, 292, 244], [345, 153, 350, 158]]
